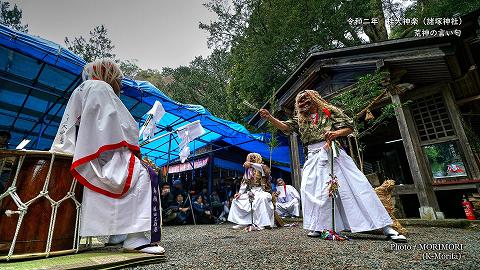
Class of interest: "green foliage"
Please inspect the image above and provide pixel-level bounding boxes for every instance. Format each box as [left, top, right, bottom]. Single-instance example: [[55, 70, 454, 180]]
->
[[120, 59, 141, 78], [199, 0, 253, 50], [424, 145, 443, 174], [266, 87, 280, 167], [136, 69, 165, 86], [65, 25, 116, 62], [198, 0, 399, 122], [330, 71, 396, 139], [159, 49, 233, 119], [331, 71, 388, 119], [197, 0, 480, 123], [0, 1, 27, 32]]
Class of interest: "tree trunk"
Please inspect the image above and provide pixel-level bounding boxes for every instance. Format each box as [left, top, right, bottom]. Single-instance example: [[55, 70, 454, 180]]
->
[[363, 0, 388, 42]]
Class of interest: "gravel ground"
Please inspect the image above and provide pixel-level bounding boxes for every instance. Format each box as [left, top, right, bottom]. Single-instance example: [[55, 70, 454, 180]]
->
[[125, 223, 480, 270]]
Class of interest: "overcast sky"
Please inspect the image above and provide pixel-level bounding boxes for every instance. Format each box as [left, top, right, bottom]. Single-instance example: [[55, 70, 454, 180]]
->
[[9, 0, 215, 70]]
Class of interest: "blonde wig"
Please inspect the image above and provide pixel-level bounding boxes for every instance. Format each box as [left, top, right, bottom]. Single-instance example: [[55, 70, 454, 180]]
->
[[294, 90, 346, 125], [246, 153, 263, 163], [82, 58, 124, 85]]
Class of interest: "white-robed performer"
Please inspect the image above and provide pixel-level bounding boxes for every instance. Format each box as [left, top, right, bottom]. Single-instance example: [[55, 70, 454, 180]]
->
[[275, 178, 301, 217], [260, 90, 407, 242], [50, 59, 165, 254], [228, 153, 275, 230]]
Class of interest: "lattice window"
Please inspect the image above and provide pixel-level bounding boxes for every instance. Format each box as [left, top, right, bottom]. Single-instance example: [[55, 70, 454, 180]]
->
[[410, 94, 455, 142]]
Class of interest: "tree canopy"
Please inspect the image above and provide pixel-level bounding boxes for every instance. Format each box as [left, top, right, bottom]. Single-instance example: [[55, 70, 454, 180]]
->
[[65, 25, 116, 63], [195, 0, 479, 122], [0, 1, 28, 32]]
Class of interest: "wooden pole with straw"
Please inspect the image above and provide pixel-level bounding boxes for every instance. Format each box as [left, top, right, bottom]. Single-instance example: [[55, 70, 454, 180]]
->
[[330, 145, 335, 233], [321, 140, 349, 241]]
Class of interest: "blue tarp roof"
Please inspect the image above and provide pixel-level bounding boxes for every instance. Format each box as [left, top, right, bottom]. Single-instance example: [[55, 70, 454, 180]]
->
[[214, 158, 244, 172], [122, 79, 291, 166], [0, 24, 291, 168], [0, 25, 85, 150]]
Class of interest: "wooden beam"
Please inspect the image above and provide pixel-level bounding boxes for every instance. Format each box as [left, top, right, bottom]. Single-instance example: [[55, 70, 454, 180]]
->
[[391, 94, 442, 218], [433, 183, 480, 191], [392, 184, 417, 195], [443, 86, 480, 178], [456, 94, 480, 105], [288, 133, 302, 199]]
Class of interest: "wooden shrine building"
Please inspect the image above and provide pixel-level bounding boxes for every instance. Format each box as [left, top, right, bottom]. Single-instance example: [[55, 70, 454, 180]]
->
[[249, 10, 480, 219]]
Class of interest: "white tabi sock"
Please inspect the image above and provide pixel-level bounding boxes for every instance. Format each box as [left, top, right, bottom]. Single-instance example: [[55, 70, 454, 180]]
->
[[382, 226, 398, 236], [108, 234, 127, 244], [123, 232, 150, 249]]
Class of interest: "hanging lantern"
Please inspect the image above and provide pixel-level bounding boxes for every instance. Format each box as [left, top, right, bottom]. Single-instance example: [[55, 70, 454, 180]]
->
[[365, 109, 375, 121]]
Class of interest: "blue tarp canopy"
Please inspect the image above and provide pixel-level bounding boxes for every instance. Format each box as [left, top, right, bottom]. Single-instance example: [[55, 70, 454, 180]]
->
[[213, 158, 244, 172], [0, 24, 290, 168], [122, 79, 291, 167], [0, 25, 85, 150]]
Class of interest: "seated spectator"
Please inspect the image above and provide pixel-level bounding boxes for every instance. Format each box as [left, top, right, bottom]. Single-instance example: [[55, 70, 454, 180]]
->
[[217, 180, 227, 202], [171, 179, 187, 198], [167, 193, 191, 225], [189, 181, 199, 197], [275, 178, 301, 218], [160, 182, 176, 224], [209, 191, 224, 218], [192, 195, 215, 224], [199, 188, 210, 204], [218, 197, 233, 224]]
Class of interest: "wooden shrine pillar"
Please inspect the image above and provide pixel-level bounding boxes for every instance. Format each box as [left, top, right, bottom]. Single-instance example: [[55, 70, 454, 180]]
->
[[391, 94, 443, 219], [288, 133, 302, 198]]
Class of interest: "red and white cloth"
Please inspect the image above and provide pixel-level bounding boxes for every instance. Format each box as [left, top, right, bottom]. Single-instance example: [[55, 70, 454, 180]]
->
[[51, 80, 154, 237], [276, 184, 301, 217]]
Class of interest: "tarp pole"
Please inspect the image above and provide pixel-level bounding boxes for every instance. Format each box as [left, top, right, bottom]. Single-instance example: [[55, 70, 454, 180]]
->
[[208, 150, 213, 197], [165, 133, 173, 184], [191, 141, 196, 184]]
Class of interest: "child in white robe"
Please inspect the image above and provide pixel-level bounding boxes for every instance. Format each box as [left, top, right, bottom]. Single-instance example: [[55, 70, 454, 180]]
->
[[228, 153, 274, 230]]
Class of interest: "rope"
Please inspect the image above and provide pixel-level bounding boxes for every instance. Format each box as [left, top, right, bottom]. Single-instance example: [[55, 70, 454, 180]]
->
[[2, 152, 82, 260], [7, 211, 26, 259], [45, 200, 59, 256]]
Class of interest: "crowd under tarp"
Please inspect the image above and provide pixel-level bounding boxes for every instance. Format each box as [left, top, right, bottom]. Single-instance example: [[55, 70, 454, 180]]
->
[[0, 24, 291, 169]]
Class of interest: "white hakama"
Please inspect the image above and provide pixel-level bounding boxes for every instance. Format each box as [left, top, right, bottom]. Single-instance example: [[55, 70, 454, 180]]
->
[[51, 80, 158, 237], [276, 185, 301, 217], [301, 142, 392, 233], [78, 149, 152, 236], [228, 186, 274, 227]]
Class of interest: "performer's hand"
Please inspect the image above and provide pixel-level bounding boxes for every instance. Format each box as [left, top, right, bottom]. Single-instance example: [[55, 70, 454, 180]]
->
[[324, 130, 339, 141], [243, 161, 252, 168], [234, 193, 240, 200], [259, 109, 272, 119]]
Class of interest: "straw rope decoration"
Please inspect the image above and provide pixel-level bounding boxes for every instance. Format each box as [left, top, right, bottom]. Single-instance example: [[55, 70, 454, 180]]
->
[[242, 100, 260, 111]]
